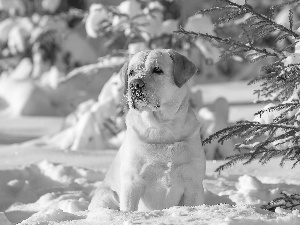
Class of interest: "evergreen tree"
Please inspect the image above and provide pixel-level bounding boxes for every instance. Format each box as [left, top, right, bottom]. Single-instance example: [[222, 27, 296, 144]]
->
[[176, 0, 300, 210]]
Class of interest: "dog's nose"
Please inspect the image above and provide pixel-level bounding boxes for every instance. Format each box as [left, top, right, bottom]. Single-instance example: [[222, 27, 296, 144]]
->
[[131, 79, 145, 89]]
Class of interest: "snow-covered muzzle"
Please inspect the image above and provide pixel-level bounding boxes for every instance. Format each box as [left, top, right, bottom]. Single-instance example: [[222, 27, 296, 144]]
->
[[128, 78, 160, 111]]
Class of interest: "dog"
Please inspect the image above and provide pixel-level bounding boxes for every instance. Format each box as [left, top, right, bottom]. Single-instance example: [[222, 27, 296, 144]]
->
[[88, 49, 206, 212]]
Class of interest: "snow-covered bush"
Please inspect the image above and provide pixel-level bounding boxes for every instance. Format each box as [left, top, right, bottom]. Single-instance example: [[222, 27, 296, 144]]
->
[[84, 0, 183, 52]]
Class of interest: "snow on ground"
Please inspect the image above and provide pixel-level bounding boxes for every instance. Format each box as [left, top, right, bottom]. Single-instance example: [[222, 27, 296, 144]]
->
[[0, 144, 300, 224], [0, 81, 263, 146], [0, 81, 298, 224], [0, 117, 64, 145]]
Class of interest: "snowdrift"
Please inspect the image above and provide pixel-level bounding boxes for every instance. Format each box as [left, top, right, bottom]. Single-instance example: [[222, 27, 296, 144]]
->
[[0, 145, 299, 224]]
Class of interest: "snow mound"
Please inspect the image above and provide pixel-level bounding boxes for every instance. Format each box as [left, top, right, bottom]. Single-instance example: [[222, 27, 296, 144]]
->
[[0, 160, 104, 213], [219, 175, 281, 205]]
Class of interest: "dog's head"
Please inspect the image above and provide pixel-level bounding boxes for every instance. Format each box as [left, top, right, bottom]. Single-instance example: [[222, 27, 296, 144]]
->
[[121, 49, 197, 111]]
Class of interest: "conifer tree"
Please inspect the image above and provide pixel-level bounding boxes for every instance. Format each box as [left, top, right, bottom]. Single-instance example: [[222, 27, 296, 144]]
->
[[177, 0, 300, 210], [177, 0, 300, 170]]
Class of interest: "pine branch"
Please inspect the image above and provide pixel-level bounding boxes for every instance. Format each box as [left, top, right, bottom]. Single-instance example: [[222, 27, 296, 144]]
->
[[261, 192, 300, 212], [175, 28, 279, 58], [215, 152, 255, 172], [218, 0, 300, 38], [204, 121, 300, 146], [204, 117, 300, 173]]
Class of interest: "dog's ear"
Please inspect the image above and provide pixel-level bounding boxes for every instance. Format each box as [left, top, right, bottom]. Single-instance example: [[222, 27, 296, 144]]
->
[[166, 49, 197, 88], [119, 60, 129, 96]]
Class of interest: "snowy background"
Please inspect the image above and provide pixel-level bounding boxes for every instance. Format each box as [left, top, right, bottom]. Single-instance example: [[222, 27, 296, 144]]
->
[[0, 0, 300, 224]]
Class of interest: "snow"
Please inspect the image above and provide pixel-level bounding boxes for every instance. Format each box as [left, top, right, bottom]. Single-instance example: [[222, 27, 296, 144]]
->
[[1, 78, 292, 224], [41, 0, 61, 14], [0, 143, 300, 224], [85, 4, 109, 38], [0, 66, 294, 224], [0, 0, 299, 223], [118, 0, 142, 18], [0, 0, 26, 16]]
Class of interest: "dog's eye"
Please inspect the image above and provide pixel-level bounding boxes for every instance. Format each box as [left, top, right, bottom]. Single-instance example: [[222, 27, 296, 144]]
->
[[152, 67, 163, 74], [128, 70, 134, 77]]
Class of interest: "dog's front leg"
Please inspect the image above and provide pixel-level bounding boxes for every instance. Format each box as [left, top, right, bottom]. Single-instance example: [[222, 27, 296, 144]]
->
[[119, 178, 143, 211], [183, 184, 204, 206]]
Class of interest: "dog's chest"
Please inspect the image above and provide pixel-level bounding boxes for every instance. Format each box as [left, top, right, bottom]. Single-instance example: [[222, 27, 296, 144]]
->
[[139, 142, 199, 181], [138, 160, 183, 210], [137, 143, 200, 210], [152, 160, 179, 189]]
